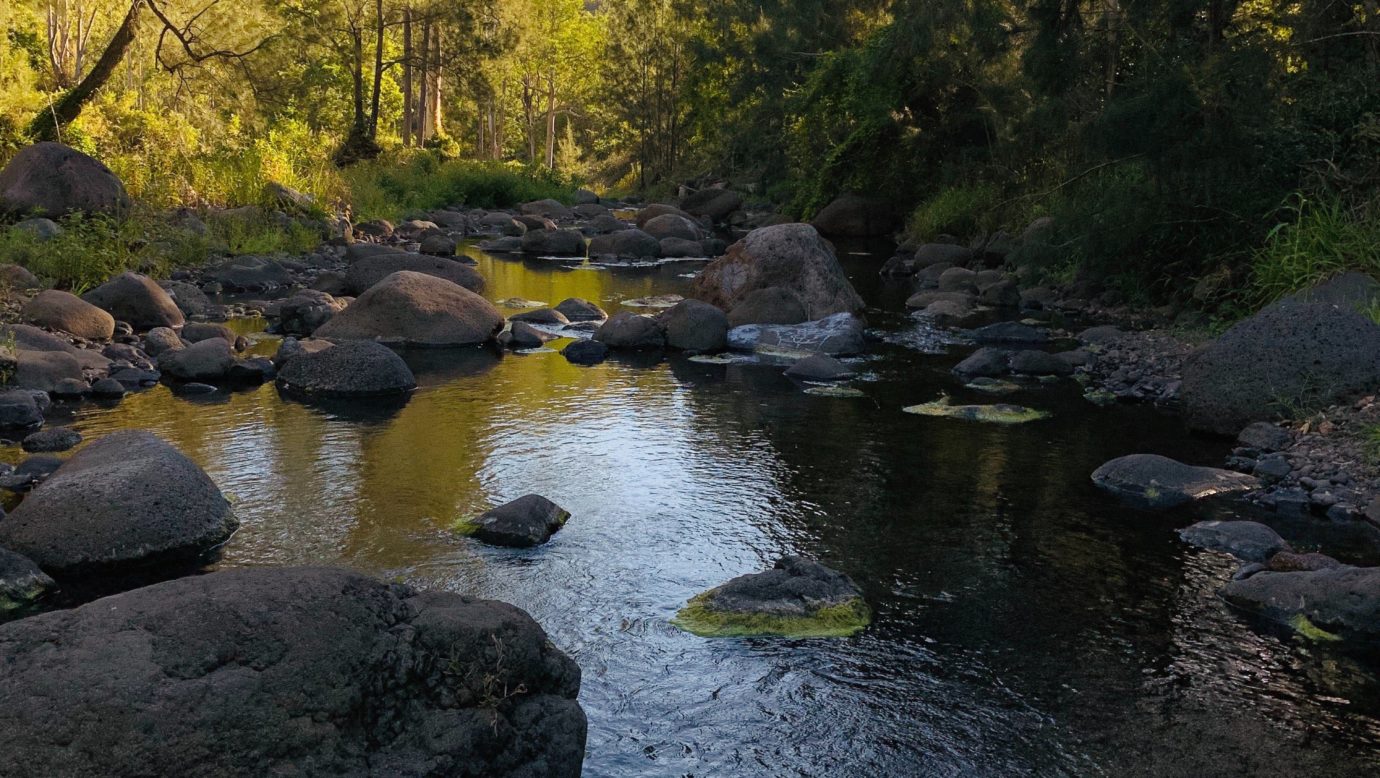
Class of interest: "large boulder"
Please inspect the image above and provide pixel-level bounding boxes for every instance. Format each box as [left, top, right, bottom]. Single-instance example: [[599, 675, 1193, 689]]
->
[[159, 280, 212, 318], [810, 194, 895, 237], [641, 214, 702, 242], [1090, 454, 1258, 510], [22, 290, 115, 340], [157, 338, 236, 381], [520, 198, 573, 220], [10, 349, 84, 392], [595, 312, 666, 349], [681, 188, 743, 221], [82, 272, 185, 330], [0, 142, 130, 217], [0, 430, 237, 575], [0, 264, 41, 289], [635, 203, 694, 228], [726, 286, 809, 327], [587, 229, 661, 260], [463, 494, 571, 547], [693, 224, 864, 320], [660, 299, 728, 352], [1221, 567, 1380, 640], [276, 341, 416, 397], [345, 253, 484, 295], [555, 298, 607, 322], [316, 271, 503, 347], [0, 567, 586, 776], [521, 228, 586, 256], [1182, 292, 1380, 435]]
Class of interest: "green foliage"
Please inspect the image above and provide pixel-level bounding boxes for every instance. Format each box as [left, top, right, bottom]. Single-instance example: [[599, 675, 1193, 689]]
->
[[342, 150, 576, 222], [906, 184, 1001, 241], [672, 594, 872, 638], [1248, 196, 1380, 309]]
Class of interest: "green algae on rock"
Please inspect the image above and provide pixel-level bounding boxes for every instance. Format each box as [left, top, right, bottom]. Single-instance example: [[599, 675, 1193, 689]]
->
[[902, 397, 1049, 424], [672, 556, 871, 638], [803, 385, 867, 398]]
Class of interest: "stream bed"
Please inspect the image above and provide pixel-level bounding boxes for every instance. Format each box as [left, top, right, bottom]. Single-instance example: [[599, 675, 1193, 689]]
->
[[19, 244, 1380, 775]]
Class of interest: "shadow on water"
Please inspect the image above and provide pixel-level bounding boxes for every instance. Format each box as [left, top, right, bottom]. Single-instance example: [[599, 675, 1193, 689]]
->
[[11, 241, 1380, 775]]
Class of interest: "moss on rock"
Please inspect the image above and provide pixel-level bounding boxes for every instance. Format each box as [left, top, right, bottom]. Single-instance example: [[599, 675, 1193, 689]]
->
[[672, 593, 872, 638], [902, 397, 1049, 424]]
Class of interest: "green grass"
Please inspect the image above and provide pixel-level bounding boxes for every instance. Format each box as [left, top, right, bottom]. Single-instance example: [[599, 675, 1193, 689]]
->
[[672, 594, 872, 638], [905, 183, 1000, 242], [1248, 195, 1380, 309], [342, 150, 578, 223]]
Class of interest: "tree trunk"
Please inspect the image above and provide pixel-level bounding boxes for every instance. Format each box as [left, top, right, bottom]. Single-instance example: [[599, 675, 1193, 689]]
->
[[544, 69, 557, 169], [402, 9, 412, 146], [430, 26, 443, 137], [417, 21, 430, 146], [29, 0, 143, 141], [367, 0, 385, 136]]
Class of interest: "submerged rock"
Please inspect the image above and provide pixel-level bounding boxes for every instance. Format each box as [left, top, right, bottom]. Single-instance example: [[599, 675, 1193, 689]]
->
[[784, 354, 855, 381], [461, 494, 571, 547], [1221, 566, 1380, 640], [276, 341, 416, 397], [0, 567, 586, 776], [21, 427, 81, 453], [1179, 520, 1290, 563], [902, 397, 1048, 424], [0, 547, 54, 613], [728, 312, 867, 357], [1091, 454, 1258, 510], [673, 556, 871, 638], [0, 430, 237, 576]]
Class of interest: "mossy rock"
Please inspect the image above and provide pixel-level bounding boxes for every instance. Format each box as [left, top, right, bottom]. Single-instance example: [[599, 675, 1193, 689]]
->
[[672, 594, 871, 638], [902, 397, 1048, 424], [803, 385, 866, 398], [671, 556, 871, 639], [965, 378, 1021, 394], [1083, 388, 1118, 406], [1290, 613, 1343, 642]]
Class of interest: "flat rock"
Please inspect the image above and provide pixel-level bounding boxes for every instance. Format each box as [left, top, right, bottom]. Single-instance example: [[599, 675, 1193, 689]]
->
[[1179, 520, 1290, 563], [1091, 454, 1258, 510], [784, 354, 854, 380], [727, 312, 866, 357]]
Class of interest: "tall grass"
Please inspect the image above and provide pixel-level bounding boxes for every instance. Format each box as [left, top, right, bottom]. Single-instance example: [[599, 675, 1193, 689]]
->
[[905, 183, 1001, 241], [342, 151, 577, 222], [1248, 195, 1380, 308]]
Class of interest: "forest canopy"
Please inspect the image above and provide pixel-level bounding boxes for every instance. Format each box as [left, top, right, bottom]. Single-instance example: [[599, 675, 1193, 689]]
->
[[2, 0, 1378, 305]]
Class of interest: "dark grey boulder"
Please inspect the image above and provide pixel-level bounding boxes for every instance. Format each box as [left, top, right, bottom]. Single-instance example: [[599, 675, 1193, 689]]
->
[[89, 377, 126, 398], [1237, 422, 1293, 453], [0, 566, 586, 776], [810, 194, 895, 237], [726, 286, 809, 327], [1220, 566, 1380, 639], [520, 198, 573, 219], [588, 229, 661, 260], [1078, 325, 1124, 346], [159, 280, 211, 318], [180, 322, 236, 344], [641, 214, 702, 242], [0, 142, 129, 217], [157, 338, 235, 381], [1009, 349, 1074, 376], [276, 290, 345, 336], [419, 234, 457, 257], [467, 494, 571, 547], [937, 267, 978, 294], [143, 326, 184, 356], [635, 203, 693, 228], [316, 271, 503, 347], [82, 272, 185, 330], [0, 547, 54, 613], [0, 455, 62, 492], [11, 349, 83, 392], [681, 188, 743, 221], [784, 354, 854, 381], [21, 427, 81, 453], [51, 377, 87, 399], [905, 290, 974, 310], [511, 307, 570, 326], [555, 297, 607, 322], [1179, 520, 1290, 563], [0, 390, 43, 430], [595, 313, 666, 349], [694, 224, 864, 320], [1182, 294, 1380, 435], [209, 257, 292, 292], [0, 430, 237, 575], [345, 253, 485, 295], [507, 322, 552, 350], [674, 556, 872, 638], [660, 237, 706, 258], [1268, 550, 1344, 572], [521, 228, 585, 256], [1091, 454, 1259, 510], [660, 299, 728, 352], [562, 339, 609, 365], [953, 347, 1010, 379], [226, 357, 276, 383], [276, 341, 416, 397]]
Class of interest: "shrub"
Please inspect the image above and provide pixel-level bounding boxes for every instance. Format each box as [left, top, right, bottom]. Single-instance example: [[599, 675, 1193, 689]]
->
[[341, 151, 577, 222], [905, 183, 1000, 241], [1248, 195, 1380, 308]]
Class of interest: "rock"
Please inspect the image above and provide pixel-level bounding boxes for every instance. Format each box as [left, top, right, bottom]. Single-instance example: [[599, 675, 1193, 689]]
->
[[902, 398, 1048, 424], [264, 181, 314, 212], [1268, 551, 1344, 573], [0, 390, 43, 430], [587, 229, 661, 259], [0, 567, 586, 775], [159, 280, 211, 318], [728, 312, 867, 357], [1091, 454, 1259, 510], [978, 278, 1020, 307], [226, 357, 275, 383], [180, 322, 235, 345], [1253, 456, 1292, 483], [726, 286, 809, 327], [209, 257, 292, 292], [0, 455, 62, 492], [784, 354, 854, 380], [345, 253, 485, 295], [1283, 271, 1380, 311], [673, 556, 871, 638], [693, 224, 864, 320], [660, 299, 728, 352], [937, 267, 978, 293], [0, 264, 40, 289], [1220, 566, 1380, 639], [157, 338, 236, 381], [555, 298, 607, 322], [11, 350, 83, 392], [82, 272, 185, 330], [595, 312, 666, 349], [356, 218, 394, 238], [276, 290, 345, 336], [970, 322, 1047, 344], [1237, 422, 1293, 453], [1179, 520, 1290, 563], [641, 214, 702, 242], [575, 188, 599, 204], [276, 341, 416, 397], [271, 337, 333, 368], [520, 228, 586, 256], [1009, 350, 1073, 376], [316, 271, 503, 347], [681, 188, 743, 221], [635, 203, 694, 228], [89, 377, 126, 398], [809, 194, 895, 237], [659, 237, 705, 257], [562, 339, 609, 365], [510, 308, 570, 326], [21, 427, 81, 453], [463, 494, 571, 547], [1182, 294, 1380, 435], [0, 547, 55, 612], [51, 378, 87, 399], [0, 431, 236, 575], [506, 322, 551, 350], [520, 198, 573, 219], [419, 233, 457, 256], [394, 219, 440, 240], [13, 216, 62, 241], [584, 215, 629, 235], [143, 327, 184, 357], [953, 347, 1010, 378], [0, 142, 130, 217]]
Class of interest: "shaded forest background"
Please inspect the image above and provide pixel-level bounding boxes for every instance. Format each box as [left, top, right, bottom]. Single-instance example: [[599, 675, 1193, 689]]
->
[[2, 0, 1379, 308]]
